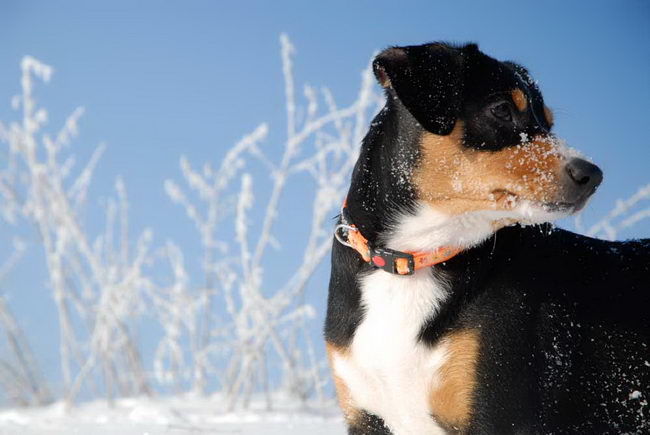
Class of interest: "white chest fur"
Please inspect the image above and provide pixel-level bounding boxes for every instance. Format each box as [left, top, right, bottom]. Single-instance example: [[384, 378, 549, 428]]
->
[[332, 268, 450, 435]]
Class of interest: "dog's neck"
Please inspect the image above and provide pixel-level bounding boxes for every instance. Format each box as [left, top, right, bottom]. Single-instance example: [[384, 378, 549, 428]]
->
[[384, 202, 506, 253]]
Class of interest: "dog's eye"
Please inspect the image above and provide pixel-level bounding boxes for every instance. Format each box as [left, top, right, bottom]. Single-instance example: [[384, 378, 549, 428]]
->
[[490, 102, 513, 122]]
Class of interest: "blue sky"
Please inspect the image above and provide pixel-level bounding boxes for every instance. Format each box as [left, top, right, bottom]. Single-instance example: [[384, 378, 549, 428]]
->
[[1, 0, 649, 395]]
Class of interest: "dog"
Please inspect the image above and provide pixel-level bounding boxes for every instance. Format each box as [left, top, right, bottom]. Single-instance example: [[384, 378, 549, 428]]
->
[[325, 42, 650, 434]]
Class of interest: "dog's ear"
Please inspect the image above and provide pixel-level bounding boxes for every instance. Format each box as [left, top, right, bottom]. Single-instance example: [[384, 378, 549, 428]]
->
[[373, 43, 471, 135]]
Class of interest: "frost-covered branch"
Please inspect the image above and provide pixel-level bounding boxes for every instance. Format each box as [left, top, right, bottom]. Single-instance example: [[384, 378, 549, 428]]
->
[[0, 241, 51, 406], [165, 33, 382, 408], [0, 56, 154, 406]]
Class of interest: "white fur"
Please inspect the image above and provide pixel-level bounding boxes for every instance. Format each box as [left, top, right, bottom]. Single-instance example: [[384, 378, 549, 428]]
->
[[332, 201, 571, 433], [387, 200, 570, 252], [333, 268, 449, 435]]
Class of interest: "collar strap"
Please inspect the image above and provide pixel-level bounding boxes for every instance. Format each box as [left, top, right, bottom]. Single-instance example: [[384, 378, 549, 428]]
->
[[334, 200, 462, 275]]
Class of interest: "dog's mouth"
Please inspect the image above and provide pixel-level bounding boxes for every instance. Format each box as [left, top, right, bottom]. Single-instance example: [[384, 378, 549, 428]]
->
[[491, 189, 518, 209], [542, 201, 580, 213], [491, 189, 581, 215]]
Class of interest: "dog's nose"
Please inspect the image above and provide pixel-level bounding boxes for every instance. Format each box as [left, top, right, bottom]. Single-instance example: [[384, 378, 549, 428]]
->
[[565, 158, 603, 194]]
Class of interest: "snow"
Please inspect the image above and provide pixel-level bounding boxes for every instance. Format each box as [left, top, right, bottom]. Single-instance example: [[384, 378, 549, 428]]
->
[[0, 396, 345, 435]]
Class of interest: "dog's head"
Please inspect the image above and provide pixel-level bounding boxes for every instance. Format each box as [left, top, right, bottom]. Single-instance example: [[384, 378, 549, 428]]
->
[[373, 42, 602, 235]]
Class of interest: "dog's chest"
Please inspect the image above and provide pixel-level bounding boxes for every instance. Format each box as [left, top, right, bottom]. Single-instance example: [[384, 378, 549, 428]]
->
[[333, 269, 449, 435]]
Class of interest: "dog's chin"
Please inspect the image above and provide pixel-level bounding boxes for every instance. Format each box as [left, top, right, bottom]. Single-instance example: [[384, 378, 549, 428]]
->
[[387, 197, 591, 253], [492, 188, 599, 227], [516, 193, 597, 224], [496, 200, 575, 227]]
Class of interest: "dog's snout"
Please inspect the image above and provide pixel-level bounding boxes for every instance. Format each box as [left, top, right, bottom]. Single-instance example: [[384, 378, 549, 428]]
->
[[565, 158, 603, 192]]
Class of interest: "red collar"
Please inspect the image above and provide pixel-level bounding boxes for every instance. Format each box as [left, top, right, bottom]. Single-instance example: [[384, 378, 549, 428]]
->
[[335, 199, 462, 275]]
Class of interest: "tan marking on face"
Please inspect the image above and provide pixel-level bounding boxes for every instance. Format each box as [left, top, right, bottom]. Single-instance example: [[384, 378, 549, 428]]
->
[[429, 329, 480, 430], [511, 88, 528, 112], [544, 105, 554, 127], [326, 342, 360, 423], [413, 121, 565, 216], [375, 66, 392, 88]]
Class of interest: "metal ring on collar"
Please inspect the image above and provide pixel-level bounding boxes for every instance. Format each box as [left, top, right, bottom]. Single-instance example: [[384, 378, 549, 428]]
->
[[334, 223, 357, 248]]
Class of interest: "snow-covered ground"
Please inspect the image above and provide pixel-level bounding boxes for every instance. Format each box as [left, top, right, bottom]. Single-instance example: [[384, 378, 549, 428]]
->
[[0, 396, 346, 434]]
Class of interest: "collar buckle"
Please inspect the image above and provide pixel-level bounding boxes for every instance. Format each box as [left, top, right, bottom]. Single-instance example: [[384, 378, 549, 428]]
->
[[370, 246, 415, 275]]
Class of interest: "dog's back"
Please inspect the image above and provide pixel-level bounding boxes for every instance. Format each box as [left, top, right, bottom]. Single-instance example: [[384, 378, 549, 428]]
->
[[454, 226, 650, 433]]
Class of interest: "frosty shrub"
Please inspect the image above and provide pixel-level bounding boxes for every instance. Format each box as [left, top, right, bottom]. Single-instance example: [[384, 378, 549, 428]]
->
[[0, 239, 51, 406], [163, 34, 383, 408], [0, 35, 383, 408], [0, 56, 153, 407]]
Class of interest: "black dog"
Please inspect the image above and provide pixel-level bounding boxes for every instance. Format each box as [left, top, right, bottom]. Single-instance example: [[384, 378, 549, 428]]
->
[[325, 42, 650, 434]]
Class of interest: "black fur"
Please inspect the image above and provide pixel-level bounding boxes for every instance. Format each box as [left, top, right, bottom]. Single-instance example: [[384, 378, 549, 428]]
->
[[325, 41, 650, 434], [348, 411, 392, 435], [432, 226, 650, 433]]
